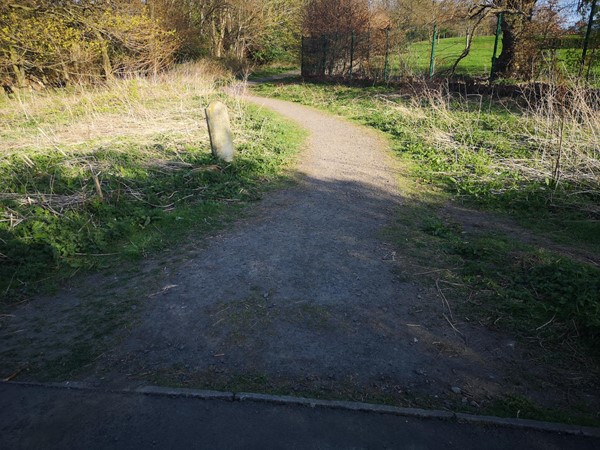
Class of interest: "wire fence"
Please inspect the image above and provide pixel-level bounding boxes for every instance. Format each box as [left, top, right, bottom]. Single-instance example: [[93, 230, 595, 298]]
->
[[301, 26, 600, 83]]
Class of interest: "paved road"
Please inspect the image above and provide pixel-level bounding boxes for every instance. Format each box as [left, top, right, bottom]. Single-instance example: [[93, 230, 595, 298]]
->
[[1, 382, 598, 449]]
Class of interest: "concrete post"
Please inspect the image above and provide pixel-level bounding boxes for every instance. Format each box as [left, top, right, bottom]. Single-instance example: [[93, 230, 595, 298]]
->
[[205, 101, 234, 163]]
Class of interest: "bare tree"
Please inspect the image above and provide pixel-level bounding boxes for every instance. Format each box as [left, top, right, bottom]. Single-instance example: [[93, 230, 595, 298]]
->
[[303, 0, 372, 36]]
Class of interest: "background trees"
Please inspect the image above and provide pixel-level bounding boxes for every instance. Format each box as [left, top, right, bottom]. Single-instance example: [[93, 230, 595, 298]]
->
[[309, 0, 587, 80], [493, 1, 539, 77], [303, 0, 372, 36], [0, 1, 178, 86], [0, 0, 303, 87], [0, 0, 596, 85]]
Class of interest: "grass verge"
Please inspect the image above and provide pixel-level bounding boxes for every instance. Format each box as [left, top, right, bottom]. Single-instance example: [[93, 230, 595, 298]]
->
[[248, 64, 298, 81]]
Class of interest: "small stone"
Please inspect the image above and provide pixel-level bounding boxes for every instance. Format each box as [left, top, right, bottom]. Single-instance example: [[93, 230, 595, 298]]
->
[[461, 397, 468, 404], [451, 386, 462, 394]]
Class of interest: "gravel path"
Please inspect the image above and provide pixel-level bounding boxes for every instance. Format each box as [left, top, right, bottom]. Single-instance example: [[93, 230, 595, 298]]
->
[[85, 95, 516, 405], [96, 96, 427, 381]]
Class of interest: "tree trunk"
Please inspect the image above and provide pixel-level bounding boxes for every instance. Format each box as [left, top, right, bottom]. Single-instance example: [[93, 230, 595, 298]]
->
[[495, 0, 537, 79], [94, 31, 114, 80], [9, 46, 26, 87]]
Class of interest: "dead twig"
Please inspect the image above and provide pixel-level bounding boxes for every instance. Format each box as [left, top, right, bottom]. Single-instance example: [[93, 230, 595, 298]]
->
[[535, 314, 557, 331], [148, 284, 178, 298], [436, 279, 454, 322], [191, 165, 222, 173], [3, 367, 24, 382], [73, 252, 119, 256], [0, 193, 88, 210], [89, 164, 104, 201], [443, 313, 466, 344]]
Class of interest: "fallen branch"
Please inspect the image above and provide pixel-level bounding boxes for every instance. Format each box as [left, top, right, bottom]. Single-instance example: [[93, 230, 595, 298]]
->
[[2, 367, 24, 382], [0, 193, 88, 210]]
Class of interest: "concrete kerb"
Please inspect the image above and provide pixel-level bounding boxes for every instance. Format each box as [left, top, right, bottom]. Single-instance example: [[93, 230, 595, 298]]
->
[[4, 381, 600, 438], [236, 392, 454, 420], [136, 385, 234, 401], [235, 392, 600, 438]]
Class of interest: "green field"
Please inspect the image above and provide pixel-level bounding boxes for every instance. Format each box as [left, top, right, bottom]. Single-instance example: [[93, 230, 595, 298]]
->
[[389, 35, 598, 79], [403, 36, 499, 76]]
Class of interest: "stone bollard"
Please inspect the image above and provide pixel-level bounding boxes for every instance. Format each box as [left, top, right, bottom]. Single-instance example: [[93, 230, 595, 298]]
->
[[205, 101, 234, 162]]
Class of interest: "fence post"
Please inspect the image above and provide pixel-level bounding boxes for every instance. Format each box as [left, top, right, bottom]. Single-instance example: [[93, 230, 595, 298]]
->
[[580, 0, 598, 78], [429, 24, 437, 78], [490, 12, 503, 80], [301, 36, 305, 77], [384, 28, 390, 82], [349, 31, 355, 79], [321, 35, 327, 76]]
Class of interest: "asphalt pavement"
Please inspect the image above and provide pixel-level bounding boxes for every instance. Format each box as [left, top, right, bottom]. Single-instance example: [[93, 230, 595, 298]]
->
[[1, 382, 599, 449]]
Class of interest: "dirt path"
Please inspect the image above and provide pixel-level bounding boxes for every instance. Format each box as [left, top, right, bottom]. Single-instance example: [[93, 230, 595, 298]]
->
[[2, 94, 598, 415], [91, 96, 436, 385], [81, 96, 521, 404]]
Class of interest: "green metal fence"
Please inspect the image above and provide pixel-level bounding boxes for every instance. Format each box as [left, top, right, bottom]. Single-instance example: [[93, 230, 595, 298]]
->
[[300, 24, 600, 83]]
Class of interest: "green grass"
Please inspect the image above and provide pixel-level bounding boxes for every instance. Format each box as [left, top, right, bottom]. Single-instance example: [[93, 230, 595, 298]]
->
[[0, 65, 306, 303], [386, 205, 600, 350], [251, 80, 600, 352], [394, 35, 599, 79], [248, 64, 298, 80], [404, 35, 499, 76], [487, 395, 600, 427]]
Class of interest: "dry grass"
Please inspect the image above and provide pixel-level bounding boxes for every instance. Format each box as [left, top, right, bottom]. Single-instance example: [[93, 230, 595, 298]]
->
[[407, 82, 600, 198], [0, 61, 231, 156], [520, 83, 600, 189], [0, 61, 236, 218], [0, 60, 242, 213]]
